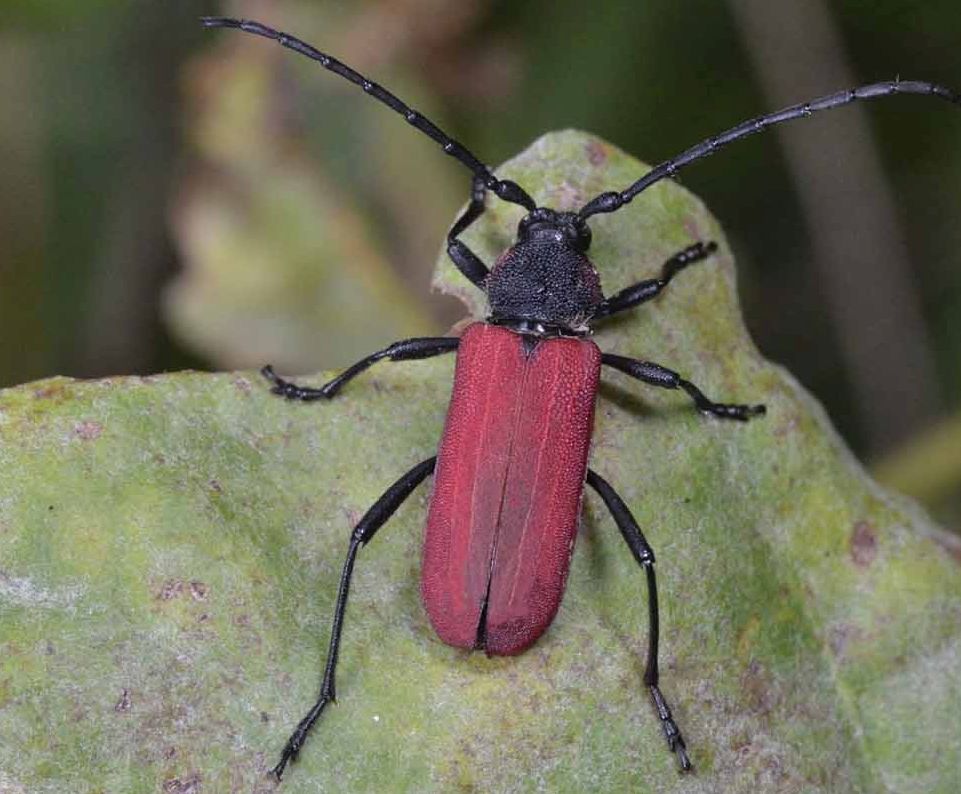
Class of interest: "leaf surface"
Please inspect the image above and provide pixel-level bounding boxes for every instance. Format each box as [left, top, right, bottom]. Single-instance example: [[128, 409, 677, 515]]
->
[[1, 131, 959, 793]]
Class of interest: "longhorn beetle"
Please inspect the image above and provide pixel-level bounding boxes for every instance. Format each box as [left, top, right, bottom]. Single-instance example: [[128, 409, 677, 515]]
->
[[202, 16, 961, 781]]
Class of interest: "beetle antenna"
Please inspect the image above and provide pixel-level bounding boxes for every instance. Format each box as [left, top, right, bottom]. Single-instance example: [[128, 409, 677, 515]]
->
[[578, 79, 961, 220], [200, 17, 537, 211]]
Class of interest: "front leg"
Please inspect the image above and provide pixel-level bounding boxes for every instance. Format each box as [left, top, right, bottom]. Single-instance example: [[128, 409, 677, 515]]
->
[[447, 174, 536, 289], [263, 336, 459, 401], [603, 353, 765, 421], [593, 242, 717, 321], [446, 176, 494, 288]]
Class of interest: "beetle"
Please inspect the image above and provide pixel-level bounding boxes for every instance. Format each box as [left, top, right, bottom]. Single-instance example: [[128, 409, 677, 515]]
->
[[201, 16, 961, 781]]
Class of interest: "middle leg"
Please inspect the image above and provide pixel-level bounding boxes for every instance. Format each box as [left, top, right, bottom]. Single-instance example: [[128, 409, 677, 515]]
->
[[602, 353, 765, 421]]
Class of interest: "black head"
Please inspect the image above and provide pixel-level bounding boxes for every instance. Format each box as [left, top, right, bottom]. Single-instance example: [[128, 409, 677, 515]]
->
[[486, 207, 602, 335], [517, 208, 593, 253]]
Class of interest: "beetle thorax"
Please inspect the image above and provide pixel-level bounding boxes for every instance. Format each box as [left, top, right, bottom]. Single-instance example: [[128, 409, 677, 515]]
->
[[485, 209, 603, 335]]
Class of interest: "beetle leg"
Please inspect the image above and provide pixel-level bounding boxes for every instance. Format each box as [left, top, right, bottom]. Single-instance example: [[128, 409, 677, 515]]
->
[[602, 354, 766, 421], [272, 456, 437, 780], [262, 336, 460, 401], [585, 469, 692, 772], [446, 176, 493, 288], [592, 242, 717, 320]]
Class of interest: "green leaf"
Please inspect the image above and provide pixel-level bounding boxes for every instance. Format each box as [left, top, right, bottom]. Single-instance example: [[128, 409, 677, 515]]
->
[[2, 131, 960, 793]]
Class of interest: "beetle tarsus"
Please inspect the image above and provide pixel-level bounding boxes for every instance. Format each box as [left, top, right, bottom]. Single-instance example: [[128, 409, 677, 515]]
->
[[260, 365, 333, 402], [649, 683, 693, 772], [679, 379, 766, 421], [271, 751, 292, 781], [271, 694, 333, 780]]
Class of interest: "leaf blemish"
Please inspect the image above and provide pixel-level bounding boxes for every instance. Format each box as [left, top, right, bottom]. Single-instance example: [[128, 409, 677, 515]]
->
[[74, 421, 103, 441], [931, 533, 961, 567], [32, 384, 65, 400], [162, 772, 202, 794], [585, 139, 607, 166], [114, 688, 131, 712], [157, 579, 186, 601], [849, 521, 878, 568], [828, 622, 865, 661]]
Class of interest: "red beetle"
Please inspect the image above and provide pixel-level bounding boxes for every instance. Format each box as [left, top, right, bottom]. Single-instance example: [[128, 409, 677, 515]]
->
[[202, 16, 960, 781]]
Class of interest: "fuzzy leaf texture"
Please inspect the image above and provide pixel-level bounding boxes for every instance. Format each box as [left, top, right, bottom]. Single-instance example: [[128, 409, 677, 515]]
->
[[1, 131, 959, 793]]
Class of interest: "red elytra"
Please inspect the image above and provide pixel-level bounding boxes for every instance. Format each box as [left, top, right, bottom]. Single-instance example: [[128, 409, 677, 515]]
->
[[421, 323, 601, 656]]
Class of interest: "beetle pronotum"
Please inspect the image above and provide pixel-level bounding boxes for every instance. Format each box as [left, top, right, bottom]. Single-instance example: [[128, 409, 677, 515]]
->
[[201, 16, 960, 781]]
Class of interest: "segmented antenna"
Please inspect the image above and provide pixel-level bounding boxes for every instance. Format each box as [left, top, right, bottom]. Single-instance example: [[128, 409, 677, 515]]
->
[[579, 80, 961, 220], [200, 17, 536, 211]]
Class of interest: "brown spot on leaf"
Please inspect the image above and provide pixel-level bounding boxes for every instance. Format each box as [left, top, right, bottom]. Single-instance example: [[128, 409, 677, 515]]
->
[[74, 421, 103, 441], [931, 532, 961, 566], [829, 622, 865, 660], [736, 615, 761, 659], [682, 216, 705, 243], [158, 579, 185, 601], [32, 384, 65, 400], [585, 139, 607, 166], [740, 660, 776, 715], [344, 507, 362, 528], [849, 521, 878, 567], [554, 181, 581, 210], [162, 773, 202, 794], [114, 688, 131, 712], [773, 414, 799, 438]]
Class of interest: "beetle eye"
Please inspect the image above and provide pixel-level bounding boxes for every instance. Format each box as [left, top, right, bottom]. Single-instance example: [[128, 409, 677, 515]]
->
[[573, 224, 592, 252]]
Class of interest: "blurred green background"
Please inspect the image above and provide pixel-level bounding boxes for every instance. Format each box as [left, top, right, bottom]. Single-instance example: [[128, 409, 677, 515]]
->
[[1, 0, 960, 526]]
